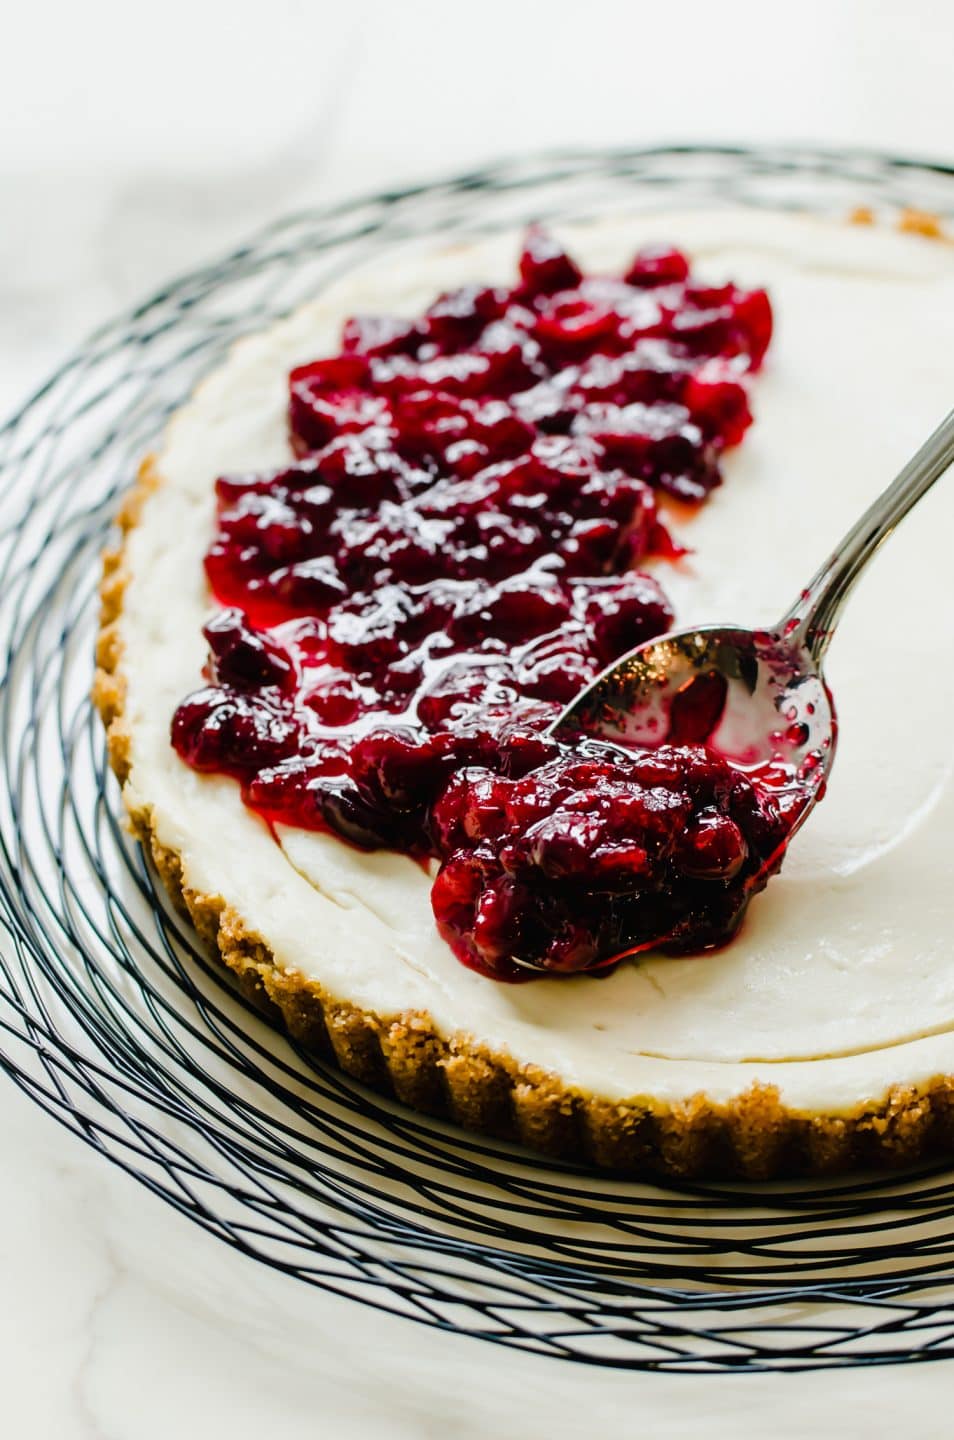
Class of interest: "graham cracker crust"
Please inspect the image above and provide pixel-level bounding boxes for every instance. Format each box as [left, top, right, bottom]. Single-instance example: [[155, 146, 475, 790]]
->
[[94, 263, 954, 1179]]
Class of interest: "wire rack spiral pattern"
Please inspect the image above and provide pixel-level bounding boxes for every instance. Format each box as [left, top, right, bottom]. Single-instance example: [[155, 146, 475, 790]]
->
[[3, 147, 954, 1373]]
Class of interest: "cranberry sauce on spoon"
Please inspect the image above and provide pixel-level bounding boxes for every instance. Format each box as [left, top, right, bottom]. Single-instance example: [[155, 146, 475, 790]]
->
[[171, 228, 785, 980]]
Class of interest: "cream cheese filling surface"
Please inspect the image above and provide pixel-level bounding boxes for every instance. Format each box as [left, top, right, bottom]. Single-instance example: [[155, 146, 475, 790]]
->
[[118, 210, 954, 1112]]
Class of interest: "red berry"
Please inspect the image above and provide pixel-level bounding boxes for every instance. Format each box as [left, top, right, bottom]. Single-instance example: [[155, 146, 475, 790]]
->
[[518, 225, 583, 296], [624, 244, 691, 288]]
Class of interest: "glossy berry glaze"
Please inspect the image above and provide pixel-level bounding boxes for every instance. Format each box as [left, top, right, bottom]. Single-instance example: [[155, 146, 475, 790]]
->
[[172, 228, 784, 980]]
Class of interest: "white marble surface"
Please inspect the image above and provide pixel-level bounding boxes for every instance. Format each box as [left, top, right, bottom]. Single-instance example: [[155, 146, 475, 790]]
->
[[3, 1, 954, 1433]]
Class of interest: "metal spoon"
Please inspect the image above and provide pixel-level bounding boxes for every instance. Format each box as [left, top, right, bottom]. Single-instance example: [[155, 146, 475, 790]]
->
[[551, 407, 954, 848]]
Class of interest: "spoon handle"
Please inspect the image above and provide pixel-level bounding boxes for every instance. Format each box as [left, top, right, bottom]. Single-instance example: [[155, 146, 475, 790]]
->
[[782, 407, 954, 665]]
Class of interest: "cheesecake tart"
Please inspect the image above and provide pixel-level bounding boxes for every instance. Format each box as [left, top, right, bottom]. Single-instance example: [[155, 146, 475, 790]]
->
[[95, 209, 954, 1178]]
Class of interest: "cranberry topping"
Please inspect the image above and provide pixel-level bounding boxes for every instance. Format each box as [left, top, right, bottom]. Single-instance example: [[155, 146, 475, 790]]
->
[[171, 229, 777, 979], [430, 747, 784, 977]]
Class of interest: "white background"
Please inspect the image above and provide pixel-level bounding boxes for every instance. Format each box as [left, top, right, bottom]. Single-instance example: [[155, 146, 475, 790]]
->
[[3, 1, 954, 1434]]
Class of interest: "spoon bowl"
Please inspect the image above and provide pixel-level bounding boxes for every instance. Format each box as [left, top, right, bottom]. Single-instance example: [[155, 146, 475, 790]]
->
[[551, 622, 835, 841]]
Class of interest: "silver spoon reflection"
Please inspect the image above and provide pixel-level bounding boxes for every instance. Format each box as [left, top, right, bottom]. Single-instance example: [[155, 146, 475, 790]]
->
[[550, 407, 954, 886]]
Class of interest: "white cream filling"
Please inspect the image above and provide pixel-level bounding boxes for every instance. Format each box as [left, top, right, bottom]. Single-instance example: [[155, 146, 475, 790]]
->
[[118, 210, 954, 1112]]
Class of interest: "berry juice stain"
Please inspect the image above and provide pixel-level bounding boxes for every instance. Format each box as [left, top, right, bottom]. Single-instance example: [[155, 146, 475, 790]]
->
[[667, 670, 729, 744]]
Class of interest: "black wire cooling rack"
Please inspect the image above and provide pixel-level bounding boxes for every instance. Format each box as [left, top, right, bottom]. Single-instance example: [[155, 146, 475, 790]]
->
[[4, 145, 954, 1374]]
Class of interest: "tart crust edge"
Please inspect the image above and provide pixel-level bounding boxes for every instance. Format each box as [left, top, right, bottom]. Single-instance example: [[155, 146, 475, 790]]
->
[[93, 455, 954, 1180]]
